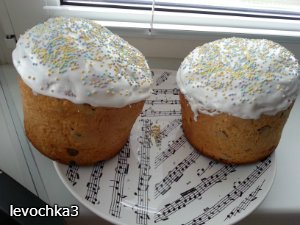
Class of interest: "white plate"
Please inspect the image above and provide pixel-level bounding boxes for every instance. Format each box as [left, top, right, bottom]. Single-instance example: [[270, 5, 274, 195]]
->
[[54, 70, 276, 225]]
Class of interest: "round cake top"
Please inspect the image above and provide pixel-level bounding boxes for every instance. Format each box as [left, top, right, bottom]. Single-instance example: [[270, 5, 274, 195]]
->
[[177, 37, 299, 119], [13, 17, 153, 108]]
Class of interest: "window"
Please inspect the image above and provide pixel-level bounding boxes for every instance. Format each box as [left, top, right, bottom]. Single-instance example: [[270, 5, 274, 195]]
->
[[62, 0, 300, 20], [2, 0, 300, 63], [45, 0, 300, 38]]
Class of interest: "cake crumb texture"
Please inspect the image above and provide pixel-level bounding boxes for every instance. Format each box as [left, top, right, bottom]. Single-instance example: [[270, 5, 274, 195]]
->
[[180, 93, 292, 164], [20, 79, 144, 165]]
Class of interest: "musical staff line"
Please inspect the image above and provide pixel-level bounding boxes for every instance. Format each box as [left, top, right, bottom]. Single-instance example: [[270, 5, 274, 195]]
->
[[135, 119, 152, 225], [156, 71, 171, 86], [225, 180, 265, 221], [141, 108, 181, 118], [155, 135, 187, 168], [66, 162, 79, 186], [152, 88, 179, 95], [85, 161, 105, 204], [160, 119, 182, 137], [109, 142, 131, 218], [154, 165, 237, 223], [61, 70, 275, 225], [153, 119, 182, 147], [145, 99, 180, 105], [182, 158, 271, 225], [155, 151, 200, 198], [197, 160, 218, 177]]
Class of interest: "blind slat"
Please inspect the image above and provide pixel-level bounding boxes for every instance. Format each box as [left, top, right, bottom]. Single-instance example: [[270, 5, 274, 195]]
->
[[62, 0, 300, 18]]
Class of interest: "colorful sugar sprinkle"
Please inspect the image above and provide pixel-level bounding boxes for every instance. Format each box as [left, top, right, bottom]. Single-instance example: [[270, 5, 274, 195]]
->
[[13, 17, 153, 107], [177, 37, 299, 119]]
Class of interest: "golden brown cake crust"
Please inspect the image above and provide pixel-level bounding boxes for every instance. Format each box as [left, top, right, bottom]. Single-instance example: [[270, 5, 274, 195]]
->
[[19, 79, 144, 165], [179, 93, 292, 164]]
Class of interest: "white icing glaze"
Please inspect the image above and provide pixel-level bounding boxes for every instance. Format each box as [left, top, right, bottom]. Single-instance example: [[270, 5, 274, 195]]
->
[[177, 37, 299, 119], [12, 17, 153, 108]]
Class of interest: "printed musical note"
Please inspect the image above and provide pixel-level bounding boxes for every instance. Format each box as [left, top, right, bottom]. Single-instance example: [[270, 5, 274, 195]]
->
[[160, 119, 182, 137], [154, 165, 237, 223], [156, 71, 171, 86], [225, 180, 265, 221], [197, 160, 218, 177], [155, 135, 187, 168], [61, 71, 277, 225], [155, 151, 200, 198], [135, 119, 152, 225], [145, 99, 180, 105], [181, 158, 271, 225], [109, 142, 131, 218], [66, 162, 79, 186], [141, 108, 181, 118], [85, 161, 105, 204], [153, 119, 181, 147], [152, 88, 179, 95]]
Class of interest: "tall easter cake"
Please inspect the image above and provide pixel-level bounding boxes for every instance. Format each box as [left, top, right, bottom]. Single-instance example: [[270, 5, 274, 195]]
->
[[177, 37, 299, 164], [13, 17, 153, 165]]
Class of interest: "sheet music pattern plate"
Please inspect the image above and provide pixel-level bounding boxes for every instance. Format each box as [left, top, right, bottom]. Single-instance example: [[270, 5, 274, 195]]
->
[[54, 70, 276, 225]]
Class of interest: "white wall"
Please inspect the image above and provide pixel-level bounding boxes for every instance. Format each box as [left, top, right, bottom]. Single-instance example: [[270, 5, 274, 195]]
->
[[0, 25, 8, 64], [0, 0, 14, 64], [0, 69, 36, 194], [3, 0, 47, 37]]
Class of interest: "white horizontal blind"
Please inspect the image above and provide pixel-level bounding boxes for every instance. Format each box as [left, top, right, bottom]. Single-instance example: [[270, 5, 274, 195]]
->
[[62, 0, 152, 8], [41, 0, 300, 40], [58, 0, 300, 36], [155, 0, 300, 12], [62, 0, 300, 18]]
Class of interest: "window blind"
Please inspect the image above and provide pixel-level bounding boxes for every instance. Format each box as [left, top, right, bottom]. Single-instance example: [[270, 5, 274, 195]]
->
[[61, 0, 300, 20], [41, 0, 300, 38]]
